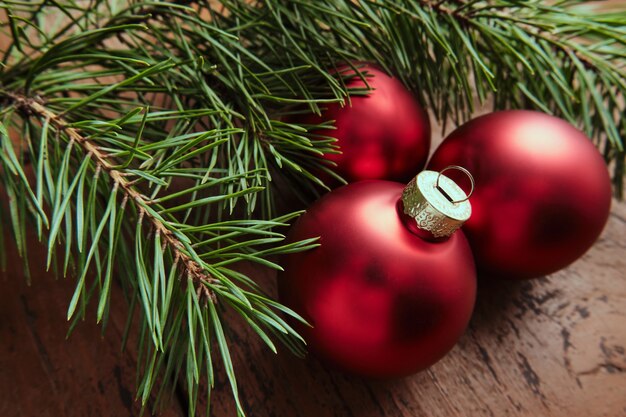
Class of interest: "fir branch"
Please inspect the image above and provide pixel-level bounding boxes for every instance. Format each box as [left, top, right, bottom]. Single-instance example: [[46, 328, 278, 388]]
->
[[0, 3, 325, 410], [282, 0, 626, 191], [9, 91, 220, 301]]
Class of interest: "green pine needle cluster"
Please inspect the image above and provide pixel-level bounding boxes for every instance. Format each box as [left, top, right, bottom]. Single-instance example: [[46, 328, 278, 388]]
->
[[0, 1, 624, 416]]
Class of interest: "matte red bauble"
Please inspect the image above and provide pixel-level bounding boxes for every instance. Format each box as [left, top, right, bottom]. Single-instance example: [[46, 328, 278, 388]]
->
[[428, 110, 612, 280], [278, 171, 476, 378], [300, 64, 430, 183]]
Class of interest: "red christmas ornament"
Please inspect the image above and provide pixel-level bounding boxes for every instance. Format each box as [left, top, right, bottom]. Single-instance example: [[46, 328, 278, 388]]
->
[[300, 64, 430, 183], [427, 110, 612, 280], [278, 169, 476, 378]]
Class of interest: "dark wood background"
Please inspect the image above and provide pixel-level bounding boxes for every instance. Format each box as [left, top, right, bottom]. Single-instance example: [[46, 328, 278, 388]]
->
[[1, 2, 626, 415]]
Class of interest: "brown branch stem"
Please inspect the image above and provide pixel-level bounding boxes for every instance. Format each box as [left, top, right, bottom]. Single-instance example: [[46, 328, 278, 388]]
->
[[7, 93, 217, 302]]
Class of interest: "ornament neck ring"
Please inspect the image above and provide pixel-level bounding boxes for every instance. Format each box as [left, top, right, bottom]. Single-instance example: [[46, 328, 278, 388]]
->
[[436, 165, 475, 203]]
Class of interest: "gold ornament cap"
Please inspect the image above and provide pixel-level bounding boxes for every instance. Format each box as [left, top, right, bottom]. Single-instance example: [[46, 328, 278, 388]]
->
[[401, 166, 474, 238]]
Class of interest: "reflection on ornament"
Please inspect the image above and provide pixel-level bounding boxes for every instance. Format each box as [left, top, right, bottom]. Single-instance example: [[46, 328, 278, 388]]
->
[[278, 170, 476, 377], [295, 64, 431, 183], [428, 110, 612, 280]]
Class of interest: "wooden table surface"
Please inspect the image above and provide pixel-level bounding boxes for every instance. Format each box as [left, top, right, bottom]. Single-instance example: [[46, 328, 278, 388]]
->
[[1, 197, 625, 417], [2, 1, 626, 416]]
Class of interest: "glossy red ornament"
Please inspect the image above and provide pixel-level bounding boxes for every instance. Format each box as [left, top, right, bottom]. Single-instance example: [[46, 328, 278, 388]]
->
[[300, 64, 430, 183], [428, 110, 612, 280], [277, 179, 476, 378]]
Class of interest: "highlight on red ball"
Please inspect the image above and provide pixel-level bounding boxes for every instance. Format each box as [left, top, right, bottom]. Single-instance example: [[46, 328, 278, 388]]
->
[[427, 110, 612, 280], [292, 63, 431, 185]]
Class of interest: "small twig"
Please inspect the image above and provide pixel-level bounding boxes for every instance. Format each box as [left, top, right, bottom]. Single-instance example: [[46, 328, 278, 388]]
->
[[7, 92, 218, 302]]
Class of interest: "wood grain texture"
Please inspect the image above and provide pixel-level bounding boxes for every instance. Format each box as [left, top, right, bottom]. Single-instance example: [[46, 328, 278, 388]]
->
[[1, 2, 625, 414], [0, 228, 185, 417], [0, 198, 624, 417]]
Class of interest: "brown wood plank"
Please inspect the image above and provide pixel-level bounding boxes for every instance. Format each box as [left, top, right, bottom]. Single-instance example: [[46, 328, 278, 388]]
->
[[0, 227, 185, 417], [0, 188, 624, 417], [3, 203, 624, 416]]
